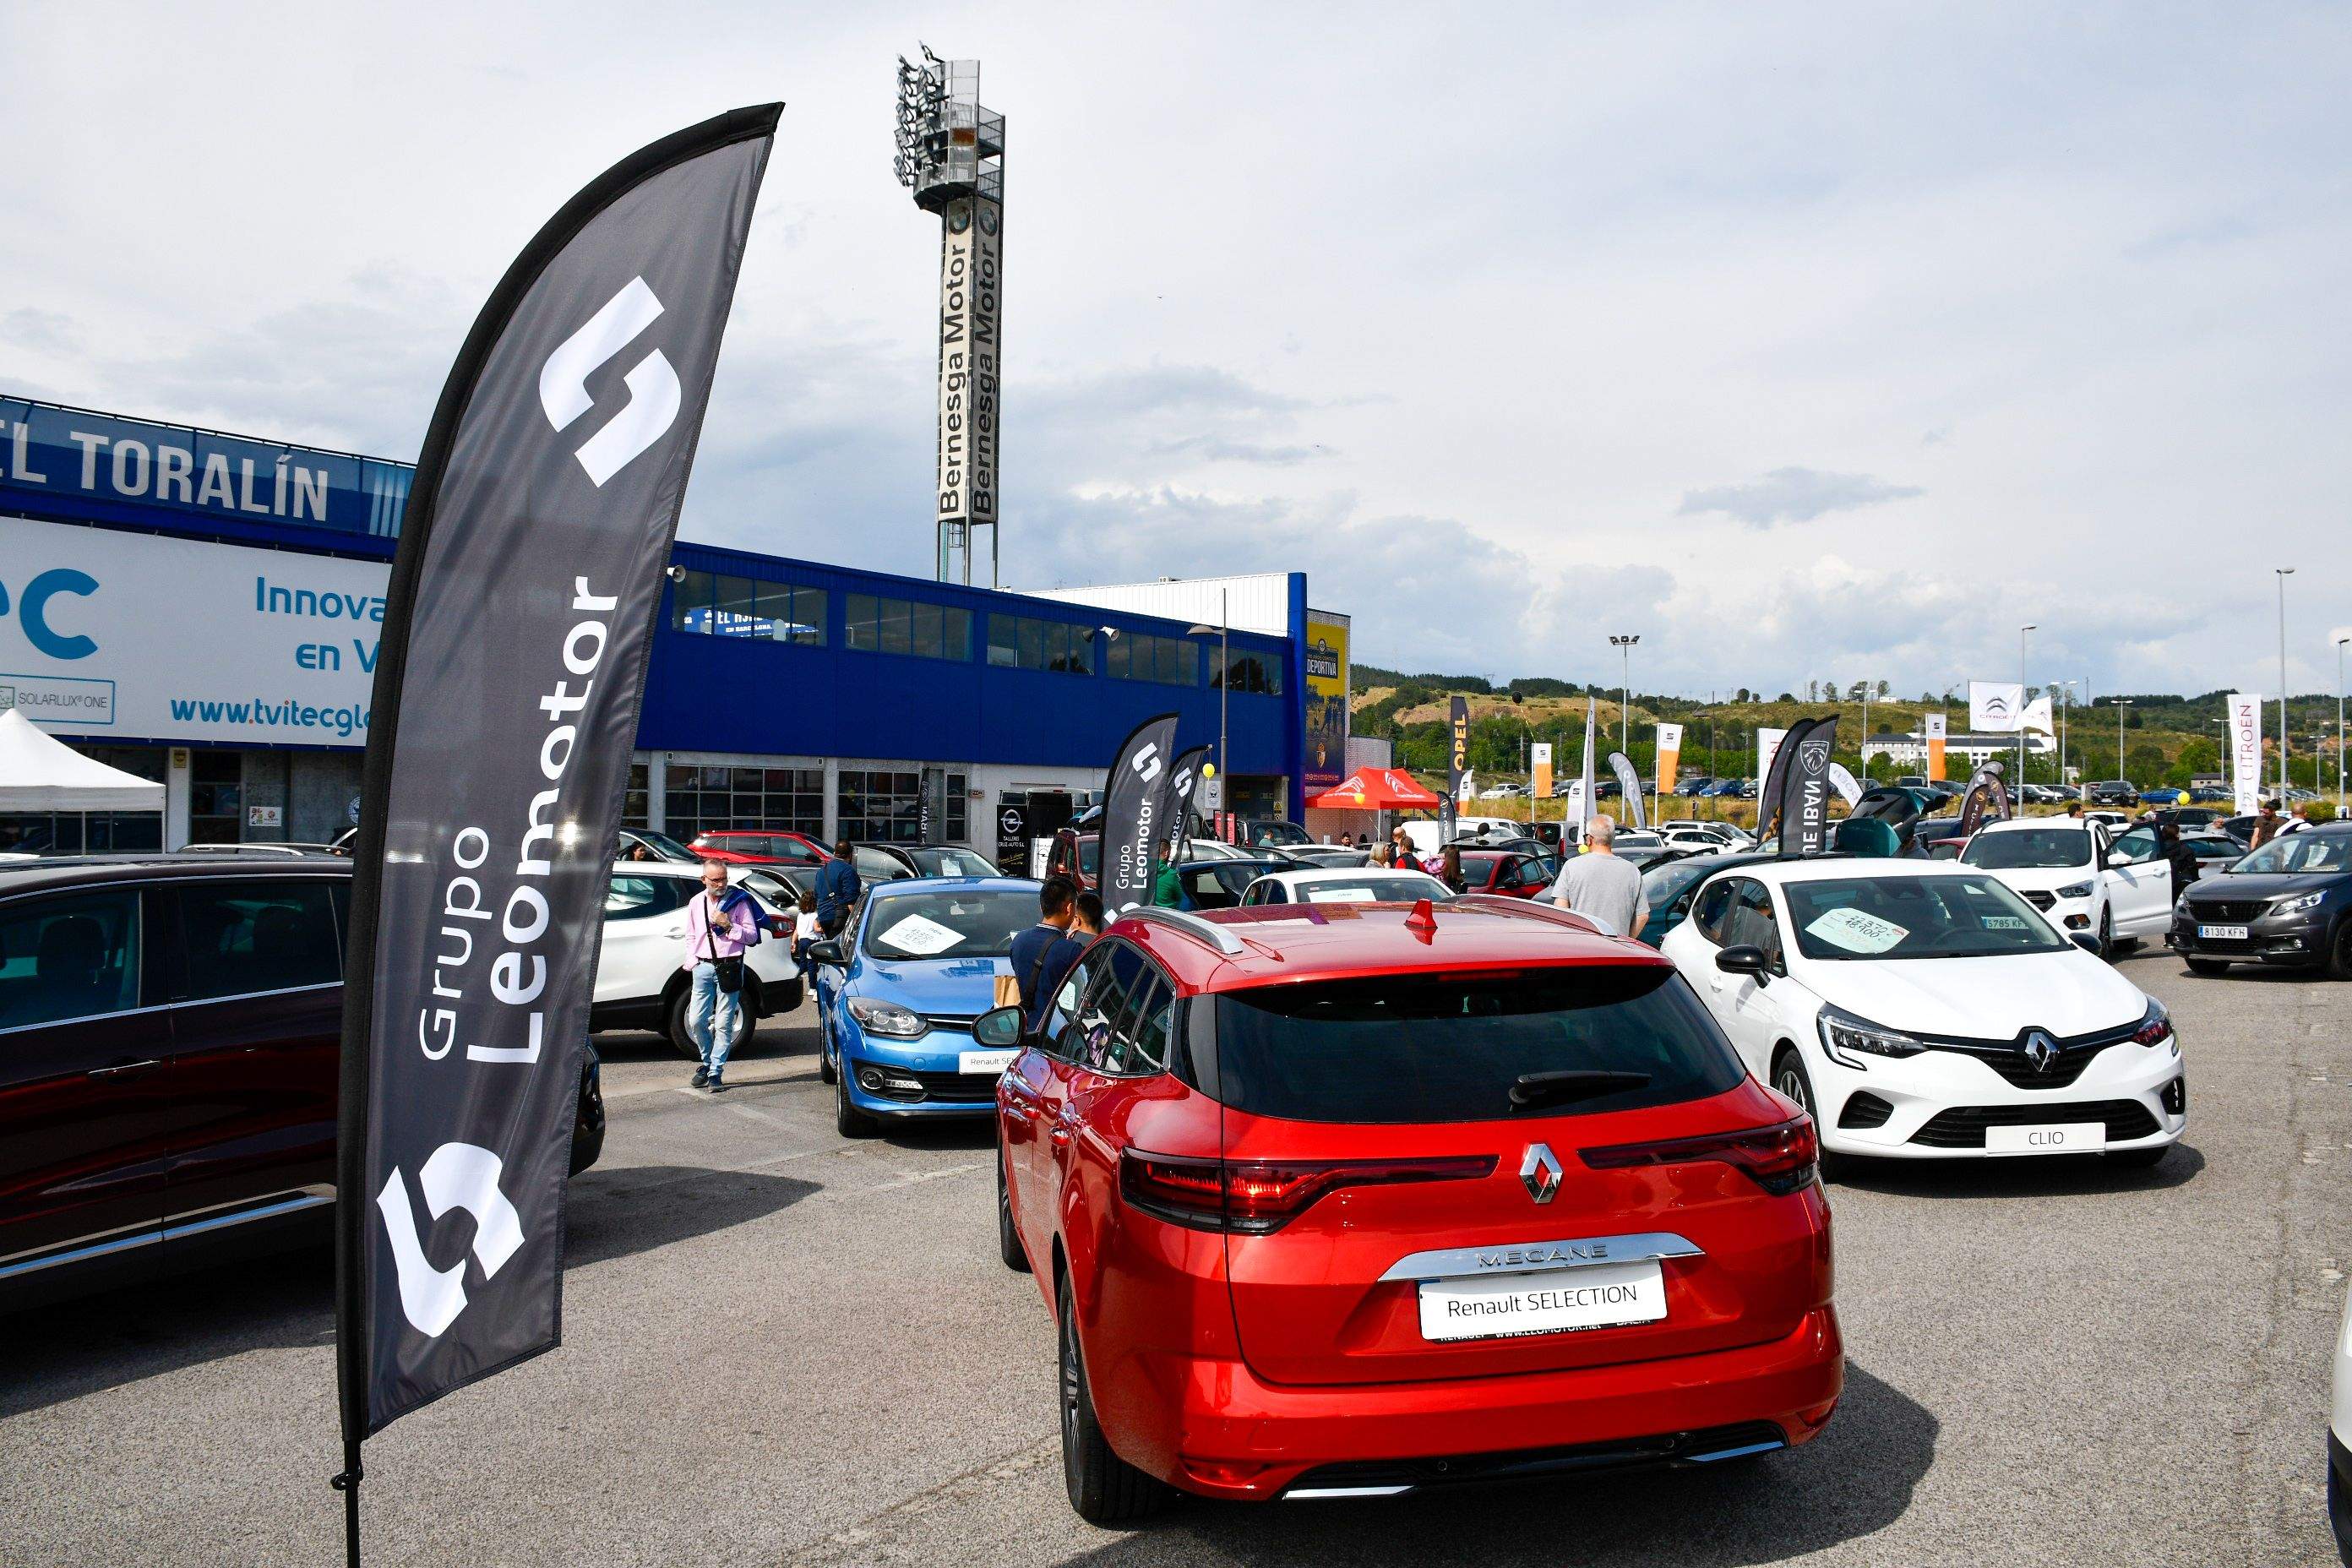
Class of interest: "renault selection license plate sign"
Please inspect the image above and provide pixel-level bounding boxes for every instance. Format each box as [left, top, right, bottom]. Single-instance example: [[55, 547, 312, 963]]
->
[[958, 1049, 1017, 1075], [1418, 1260, 1665, 1342], [2198, 924, 2249, 941], [1984, 1121, 2105, 1156]]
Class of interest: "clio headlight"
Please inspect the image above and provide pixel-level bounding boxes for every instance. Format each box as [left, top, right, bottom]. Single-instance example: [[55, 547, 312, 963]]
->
[[1816, 1004, 1927, 1067], [847, 996, 928, 1038], [2055, 881, 2093, 900]]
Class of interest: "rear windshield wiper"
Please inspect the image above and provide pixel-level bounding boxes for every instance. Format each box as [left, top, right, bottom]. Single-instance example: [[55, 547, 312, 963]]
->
[[1510, 1070, 1652, 1112]]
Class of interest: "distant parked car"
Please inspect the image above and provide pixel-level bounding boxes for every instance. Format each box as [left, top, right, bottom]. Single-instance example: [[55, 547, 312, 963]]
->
[[2088, 781, 2138, 806], [853, 842, 1003, 882], [617, 826, 699, 863], [689, 829, 830, 868], [1676, 776, 1717, 798]]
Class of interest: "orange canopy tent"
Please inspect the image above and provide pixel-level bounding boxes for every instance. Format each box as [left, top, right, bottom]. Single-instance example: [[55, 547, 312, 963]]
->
[[1304, 768, 1443, 811]]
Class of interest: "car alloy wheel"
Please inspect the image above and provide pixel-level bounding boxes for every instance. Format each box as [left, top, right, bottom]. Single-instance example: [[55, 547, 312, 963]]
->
[[1057, 1274, 1163, 1522], [817, 1009, 837, 1084], [834, 1062, 877, 1139], [999, 1140, 1030, 1273], [1772, 1048, 1846, 1183], [2330, 919, 2352, 983], [2097, 909, 2114, 962]]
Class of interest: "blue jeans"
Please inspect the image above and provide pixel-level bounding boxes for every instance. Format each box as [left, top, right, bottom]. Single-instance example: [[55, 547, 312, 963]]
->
[[688, 963, 743, 1077]]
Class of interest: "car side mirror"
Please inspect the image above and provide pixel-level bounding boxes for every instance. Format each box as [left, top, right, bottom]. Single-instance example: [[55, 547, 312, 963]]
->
[[808, 939, 844, 966], [972, 1004, 1024, 1049], [2070, 933, 2103, 956], [1716, 945, 1768, 978], [2104, 851, 2132, 869]]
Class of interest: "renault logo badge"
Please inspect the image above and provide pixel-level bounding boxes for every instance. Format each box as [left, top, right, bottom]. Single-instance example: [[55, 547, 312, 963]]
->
[[2023, 1031, 2058, 1075], [1520, 1143, 1563, 1205]]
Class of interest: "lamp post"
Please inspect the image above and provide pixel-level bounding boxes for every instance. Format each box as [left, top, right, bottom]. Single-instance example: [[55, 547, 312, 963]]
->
[[1609, 634, 1640, 754], [2277, 568, 2294, 798], [2049, 678, 2079, 796], [1184, 590, 1229, 833], [2110, 697, 2132, 782], [2337, 634, 2348, 814]]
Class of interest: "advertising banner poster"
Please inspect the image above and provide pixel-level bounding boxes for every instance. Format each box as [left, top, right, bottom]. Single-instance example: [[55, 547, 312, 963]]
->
[[1443, 695, 1467, 840], [1530, 741, 1553, 802], [1157, 745, 1209, 861], [1780, 718, 1836, 857], [1757, 727, 1788, 800], [1655, 721, 1684, 796], [1969, 680, 2024, 732], [1100, 712, 1181, 914], [336, 105, 781, 1466], [1925, 712, 1948, 781], [1608, 752, 1646, 830], [2228, 693, 2263, 815], [1303, 612, 1349, 789]]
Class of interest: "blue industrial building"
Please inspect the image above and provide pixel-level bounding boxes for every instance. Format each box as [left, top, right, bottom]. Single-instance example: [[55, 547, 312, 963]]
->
[[0, 395, 1315, 858]]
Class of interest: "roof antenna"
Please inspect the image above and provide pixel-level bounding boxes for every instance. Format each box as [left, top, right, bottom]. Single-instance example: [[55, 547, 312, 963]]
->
[[1405, 897, 1439, 939]]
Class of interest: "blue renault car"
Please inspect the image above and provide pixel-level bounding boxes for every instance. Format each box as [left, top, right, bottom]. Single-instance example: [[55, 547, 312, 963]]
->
[[811, 876, 1048, 1137]]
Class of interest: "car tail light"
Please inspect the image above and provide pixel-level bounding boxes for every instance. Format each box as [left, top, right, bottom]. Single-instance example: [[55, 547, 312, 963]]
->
[[1580, 1116, 1819, 1196], [1119, 1151, 1497, 1234]]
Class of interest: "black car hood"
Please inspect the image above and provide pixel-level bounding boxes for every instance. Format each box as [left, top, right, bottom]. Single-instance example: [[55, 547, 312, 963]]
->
[[2184, 871, 2344, 904]]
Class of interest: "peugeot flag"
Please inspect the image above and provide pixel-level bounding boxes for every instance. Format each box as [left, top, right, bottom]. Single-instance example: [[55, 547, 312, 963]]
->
[[1779, 716, 1837, 858], [336, 106, 780, 1456], [1101, 712, 1181, 914], [1157, 745, 1210, 863]]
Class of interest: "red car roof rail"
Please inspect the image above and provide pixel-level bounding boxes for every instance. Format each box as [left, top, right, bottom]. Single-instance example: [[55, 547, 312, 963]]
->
[[1124, 906, 1250, 957], [1451, 893, 1600, 933]]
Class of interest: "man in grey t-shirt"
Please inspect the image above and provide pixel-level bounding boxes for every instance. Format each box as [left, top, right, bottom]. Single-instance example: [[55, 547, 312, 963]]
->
[[1549, 814, 1647, 939]]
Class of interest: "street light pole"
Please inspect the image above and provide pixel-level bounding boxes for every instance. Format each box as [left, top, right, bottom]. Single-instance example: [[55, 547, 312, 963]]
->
[[2111, 697, 2132, 782], [2049, 678, 2079, 797], [2337, 634, 2348, 814], [1184, 588, 1230, 838], [1609, 634, 1640, 755], [2277, 568, 2294, 798]]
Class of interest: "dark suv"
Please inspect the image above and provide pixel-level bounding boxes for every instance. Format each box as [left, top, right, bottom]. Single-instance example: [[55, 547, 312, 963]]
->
[[0, 856, 603, 1307], [2169, 824, 2352, 977]]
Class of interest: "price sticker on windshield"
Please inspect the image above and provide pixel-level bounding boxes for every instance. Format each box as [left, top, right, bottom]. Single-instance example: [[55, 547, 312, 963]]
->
[[1805, 906, 1909, 955], [876, 913, 966, 956]]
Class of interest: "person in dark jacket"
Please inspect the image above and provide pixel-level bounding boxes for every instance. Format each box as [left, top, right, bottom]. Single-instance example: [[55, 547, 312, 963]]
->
[[1437, 845, 1468, 895], [814, 838, 861, 937], [2158, 815, 2201, 897], [1010, 877, 1085, 1036]]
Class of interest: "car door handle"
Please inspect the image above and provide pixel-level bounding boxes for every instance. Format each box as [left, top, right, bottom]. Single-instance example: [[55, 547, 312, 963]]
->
[[89, 1058, 163, 1079], [1049, 1117, 1077, 1149], [1001, 1097, 1037, 1122]]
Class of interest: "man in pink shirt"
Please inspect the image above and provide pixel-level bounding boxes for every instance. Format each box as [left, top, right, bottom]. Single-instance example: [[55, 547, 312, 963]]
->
[[683, 859, 764, 1092]]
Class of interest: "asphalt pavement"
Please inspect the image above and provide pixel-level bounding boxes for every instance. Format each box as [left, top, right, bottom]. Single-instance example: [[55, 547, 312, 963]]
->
[[2, 950, 2348, 1567]]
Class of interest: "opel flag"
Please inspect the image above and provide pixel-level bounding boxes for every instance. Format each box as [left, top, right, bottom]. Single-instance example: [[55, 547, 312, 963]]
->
[[1101, 713, 1181, 913], [335, 104, 780, 1480]]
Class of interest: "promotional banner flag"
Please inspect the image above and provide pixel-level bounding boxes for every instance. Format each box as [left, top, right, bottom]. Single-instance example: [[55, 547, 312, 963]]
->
[[336, 101, 780, 1486], [1776, 718, 1837, 857], [1969, 680, 2024, 732], [1655, 721, 1684, 796], [1757, 726, 1795, 836], [1827, 762, 1863, 807], [1443, 695, 1468, 841], [1530, 741, 1553, 803], [2228, 693, 2263, 815], [1607, 752, 1647, 830], [1100, 712, 1182, 914], [1157, 745, 1210, 863], [1924, 712, 1948, 782], [1956, 762, 2013, 836], [1578, 698, 1598, 828], [2020, 694, 2055, 736]]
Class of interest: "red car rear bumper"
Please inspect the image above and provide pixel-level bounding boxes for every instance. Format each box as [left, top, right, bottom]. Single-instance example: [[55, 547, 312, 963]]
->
[[1125, 1304, 1843, 1501]]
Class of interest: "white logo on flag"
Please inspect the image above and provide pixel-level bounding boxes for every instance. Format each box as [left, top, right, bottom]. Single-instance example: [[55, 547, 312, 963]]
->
[[538, 276, 683, 487], [1130, 742, 1163, 785], [377, 1141, 526, 1338]]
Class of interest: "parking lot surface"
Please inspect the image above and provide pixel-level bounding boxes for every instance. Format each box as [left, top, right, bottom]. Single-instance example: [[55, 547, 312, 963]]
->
[[2, 953, 2347, 1567]]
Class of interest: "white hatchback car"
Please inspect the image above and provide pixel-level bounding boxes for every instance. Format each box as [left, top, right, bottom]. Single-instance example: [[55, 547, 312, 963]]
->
[[1957, 816, 2175, 957], [1238, 865, 1451, 906], [593, 862, 803, 1056], [1658, 858, 2185, 1170]]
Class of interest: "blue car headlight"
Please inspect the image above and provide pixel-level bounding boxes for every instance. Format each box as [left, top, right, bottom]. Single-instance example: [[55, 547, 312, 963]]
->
[[1817, 1004, 1927, 1068], [847, 996, 928, 1038]]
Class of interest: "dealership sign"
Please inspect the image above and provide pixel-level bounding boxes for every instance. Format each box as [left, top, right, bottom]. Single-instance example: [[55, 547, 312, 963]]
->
[[2227, 693, 2262, 815], [0, 513, 384, 744]]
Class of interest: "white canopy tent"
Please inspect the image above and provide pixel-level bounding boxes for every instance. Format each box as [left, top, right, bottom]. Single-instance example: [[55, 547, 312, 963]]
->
[[0, 709, 165, 813]]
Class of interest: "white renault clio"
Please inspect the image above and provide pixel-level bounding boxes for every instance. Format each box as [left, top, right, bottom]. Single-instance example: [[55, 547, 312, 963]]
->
[[1658, 858, 2185, 1170], [1957, 815, 2174, 958]]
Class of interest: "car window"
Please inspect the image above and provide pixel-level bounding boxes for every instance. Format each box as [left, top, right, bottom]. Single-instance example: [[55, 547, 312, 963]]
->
[[0, 889, 143, 1030], [861, 889, 1034, 960], [1105, 967, 1172, 1075], [2111, 828, 2158, 865], [1961, 828, 2092, 870], [1181, 865, 1254, 909], [1068, 944, 1140, 1069], [2236, 834, 2352, 874], [852, 847, 906, 880], [1784, 875, 2069, 960], [1690, 878, 1736, 943], [1245, 881, 1285, 905], [177, 879, 340, 999], [605, 875, 678, 919], [1723, 879, 1783, 959]]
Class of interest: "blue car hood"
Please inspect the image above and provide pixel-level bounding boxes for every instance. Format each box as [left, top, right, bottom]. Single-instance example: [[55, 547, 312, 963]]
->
[[856, 953, 1011, 1015]]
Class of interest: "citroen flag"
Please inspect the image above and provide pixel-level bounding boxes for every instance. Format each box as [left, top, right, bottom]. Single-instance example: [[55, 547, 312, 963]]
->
[[333, 104, 780, 1537], [2228, 693, 2263, 815], [1925, 711, 1948, 781], [1778, 717, 1837, 857], [1101, 712, 1181, 914], [1443, 695, 1468, 839], [1655, 721, 1684, 796], [1969, 680, 2024, 732], [1157, 745, 1210, 862], [1608, 752, 1647, 830], [1827, 761, 1864, 808]]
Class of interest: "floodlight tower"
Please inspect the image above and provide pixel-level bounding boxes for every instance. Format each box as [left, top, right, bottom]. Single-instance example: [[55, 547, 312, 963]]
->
[[895, 45, 1006, 586]]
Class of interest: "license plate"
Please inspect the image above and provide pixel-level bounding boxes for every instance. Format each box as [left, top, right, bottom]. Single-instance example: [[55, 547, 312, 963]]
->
[[958, 1049, 1017, 1075], [2198, 924, 2249, 941], [1984, 1121, 2105, 1157], [1417, 1259, 1665, 1342]]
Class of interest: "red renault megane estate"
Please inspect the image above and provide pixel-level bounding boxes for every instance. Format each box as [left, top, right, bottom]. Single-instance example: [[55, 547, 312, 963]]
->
[[984, 894, 1841, 1521]]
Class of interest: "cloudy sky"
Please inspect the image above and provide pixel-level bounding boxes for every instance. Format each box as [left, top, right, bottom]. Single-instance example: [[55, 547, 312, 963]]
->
[[4, 3, 2349, 700]]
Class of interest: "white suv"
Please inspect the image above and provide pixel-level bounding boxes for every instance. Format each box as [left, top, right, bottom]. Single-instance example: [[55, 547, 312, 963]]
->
[[1958, 816, 2173, 958], [592, 863, 803, 1055]]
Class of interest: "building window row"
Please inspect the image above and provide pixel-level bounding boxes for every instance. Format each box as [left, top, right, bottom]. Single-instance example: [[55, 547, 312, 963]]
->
[[660, 764, 825, 844], [986, 614, 1095, 675], [1211, 649, 1283, 696], [838, 769, 968, 844], [672, 570, 827, 645], [1107, 632, 1200, 687], [845, 594, 972, 662]]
